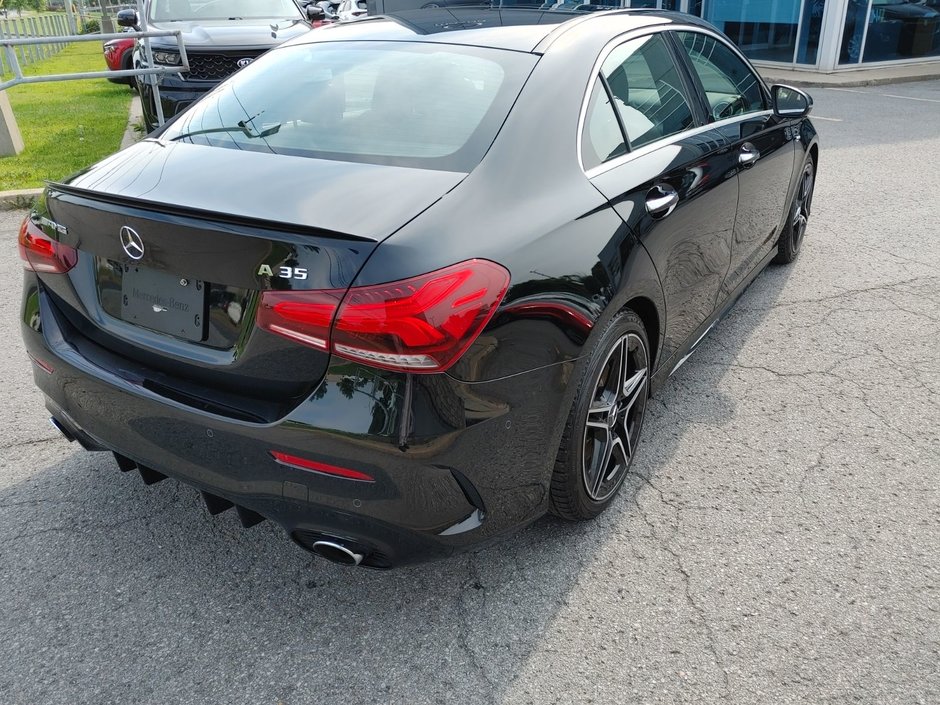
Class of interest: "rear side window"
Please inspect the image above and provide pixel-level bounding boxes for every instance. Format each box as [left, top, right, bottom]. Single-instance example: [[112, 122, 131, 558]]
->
[[601, 34, 695, 150], [581, 77, 627, 171], [162, 41, 538, 172], [676, 32, 766, 121]]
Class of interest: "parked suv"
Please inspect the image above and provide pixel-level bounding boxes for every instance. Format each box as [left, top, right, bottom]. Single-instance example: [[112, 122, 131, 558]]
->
[[119, 0, 313, 132]]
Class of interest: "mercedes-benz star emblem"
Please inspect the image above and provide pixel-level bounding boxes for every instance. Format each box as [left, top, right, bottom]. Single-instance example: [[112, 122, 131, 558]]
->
[[237, 57, 254, 68], [120, 226, 144, 261]]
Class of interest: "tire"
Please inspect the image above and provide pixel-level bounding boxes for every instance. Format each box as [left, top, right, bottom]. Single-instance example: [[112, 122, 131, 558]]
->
[[773, 158, 815, 265], [550, 309, 650, 520], [122, 53, 136, 90]]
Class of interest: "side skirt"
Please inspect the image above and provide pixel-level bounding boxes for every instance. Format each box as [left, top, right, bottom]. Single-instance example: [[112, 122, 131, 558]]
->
[[650, 246, 778, 393]]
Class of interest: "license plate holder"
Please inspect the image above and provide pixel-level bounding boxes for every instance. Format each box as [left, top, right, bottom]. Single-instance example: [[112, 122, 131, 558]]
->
[[120, 265, 206, 342]]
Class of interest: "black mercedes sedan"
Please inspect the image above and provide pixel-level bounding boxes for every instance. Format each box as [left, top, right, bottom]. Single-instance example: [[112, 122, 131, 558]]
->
[[19, 7, 817, 568]]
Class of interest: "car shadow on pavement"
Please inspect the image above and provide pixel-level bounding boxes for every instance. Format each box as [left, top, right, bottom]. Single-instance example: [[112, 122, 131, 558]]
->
[[0, 264, 795, 705]]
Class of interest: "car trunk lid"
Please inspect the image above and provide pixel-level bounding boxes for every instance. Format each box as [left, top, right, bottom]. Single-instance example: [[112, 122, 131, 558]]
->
[[35, 142, 465, 421]]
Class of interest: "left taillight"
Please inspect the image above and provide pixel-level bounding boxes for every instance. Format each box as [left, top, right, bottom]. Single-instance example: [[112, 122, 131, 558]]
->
[[18, 216, 77, 274], [256, 259, 510, 373]]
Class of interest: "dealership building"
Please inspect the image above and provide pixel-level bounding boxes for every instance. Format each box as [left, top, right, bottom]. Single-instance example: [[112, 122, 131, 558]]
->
[[612, 1, 940, 74], [376, 0, 940, 75]]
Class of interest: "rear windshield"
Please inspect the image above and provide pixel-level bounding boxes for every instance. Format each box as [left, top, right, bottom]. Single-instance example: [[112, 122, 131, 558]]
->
[[161, 41, 538, 172], [150, 0, 301, 22]]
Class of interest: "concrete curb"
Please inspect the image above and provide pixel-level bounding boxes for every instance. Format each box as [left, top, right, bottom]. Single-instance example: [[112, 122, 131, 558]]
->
[[758, 63, 940, 88], [0, 188, 42, 211], [120, 93, 143, 150], [0, 90, 143, 211]]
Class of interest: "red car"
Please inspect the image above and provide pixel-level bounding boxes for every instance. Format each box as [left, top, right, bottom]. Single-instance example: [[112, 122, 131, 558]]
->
[[103, 36, 135, 86]]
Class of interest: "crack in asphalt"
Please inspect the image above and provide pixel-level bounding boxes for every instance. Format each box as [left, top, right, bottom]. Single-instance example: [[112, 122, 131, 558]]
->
[[737, 275, 940, 314], [795, 437, 842, 524], [0, 436, 62, 452], [1, 483, 182, 546], [455, 552, 498, 701], [630, 473, 731, 699]]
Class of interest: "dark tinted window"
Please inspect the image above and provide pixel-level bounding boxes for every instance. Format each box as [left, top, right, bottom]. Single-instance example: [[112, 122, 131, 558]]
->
[[151, 0, 301, 21], [581, 78, 627, 171], [162, 42, 537, 172], [601, 34, 695, 150], [676, 32, 766, 121]]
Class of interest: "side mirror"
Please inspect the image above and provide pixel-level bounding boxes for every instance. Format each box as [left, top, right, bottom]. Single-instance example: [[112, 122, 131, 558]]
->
[[306, 4, 326, 20], [772, 84, 813, 118], [116, 9, 139, 28]]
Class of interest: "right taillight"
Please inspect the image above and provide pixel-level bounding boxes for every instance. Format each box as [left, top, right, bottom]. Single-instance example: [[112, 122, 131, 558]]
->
[[18, 216, 78, 274], [257, 259, 510, 373]]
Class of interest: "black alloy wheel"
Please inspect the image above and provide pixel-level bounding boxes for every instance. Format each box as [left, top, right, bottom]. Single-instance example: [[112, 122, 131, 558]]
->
[[551, 310, 650, 519], [774, 159, 815, 264]]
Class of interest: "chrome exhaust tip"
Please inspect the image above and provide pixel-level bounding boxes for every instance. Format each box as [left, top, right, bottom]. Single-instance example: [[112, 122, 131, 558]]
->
[[49, 416, 75, 443], [311, 540, 364, 567]]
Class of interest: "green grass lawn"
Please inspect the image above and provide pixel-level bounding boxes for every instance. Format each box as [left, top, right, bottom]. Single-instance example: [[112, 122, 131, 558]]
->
[[0, 41, 132, 191]]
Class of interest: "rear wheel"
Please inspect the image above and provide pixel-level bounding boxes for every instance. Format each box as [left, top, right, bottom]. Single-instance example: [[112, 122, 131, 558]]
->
[[550, 310, 650, 520], [774, 159, 815, 264]]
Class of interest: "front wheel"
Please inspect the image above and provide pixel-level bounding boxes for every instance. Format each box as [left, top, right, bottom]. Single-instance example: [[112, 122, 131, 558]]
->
[[550, 310, 650, 520], [774, 159, 815, 264]]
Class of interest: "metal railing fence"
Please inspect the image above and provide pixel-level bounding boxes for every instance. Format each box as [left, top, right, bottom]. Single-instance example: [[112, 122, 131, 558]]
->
[[0, 29, 189, 92], [0, 14, 74, 74]]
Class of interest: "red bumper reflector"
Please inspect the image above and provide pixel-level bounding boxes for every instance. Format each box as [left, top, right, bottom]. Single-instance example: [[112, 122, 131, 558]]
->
[[27, 352, 54, 374], [270, 451, 375, 483]]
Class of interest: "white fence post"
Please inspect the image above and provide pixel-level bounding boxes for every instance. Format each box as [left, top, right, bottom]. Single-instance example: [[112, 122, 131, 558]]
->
[[28, 19, 44, 60], [0, 90, 24, 156]]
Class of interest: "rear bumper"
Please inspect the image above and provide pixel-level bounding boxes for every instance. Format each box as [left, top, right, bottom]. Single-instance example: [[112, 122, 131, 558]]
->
[[22, 280, 574, 566]]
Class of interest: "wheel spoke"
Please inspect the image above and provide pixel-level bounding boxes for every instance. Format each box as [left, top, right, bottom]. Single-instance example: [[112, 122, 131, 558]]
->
[[614, 338, 629, 401], [592, 433, 625, 497], [587, 426, 613, 496], [587, 400, 615, 429], [621, 367, 648, 414], [622, 415, 634, 458]]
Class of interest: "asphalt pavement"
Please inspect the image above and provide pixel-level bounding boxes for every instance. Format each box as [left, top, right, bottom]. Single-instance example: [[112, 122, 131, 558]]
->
[[0, 80, 938, 705]]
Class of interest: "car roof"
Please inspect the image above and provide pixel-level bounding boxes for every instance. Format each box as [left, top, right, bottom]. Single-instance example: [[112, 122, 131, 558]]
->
[[292, 7, 714, 53]]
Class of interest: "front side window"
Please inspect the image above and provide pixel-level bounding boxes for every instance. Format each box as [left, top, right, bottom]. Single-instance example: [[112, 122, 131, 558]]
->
[[601, 34, 695, 150], [162, 41, 537, 172], [676, 32, 766, 121]]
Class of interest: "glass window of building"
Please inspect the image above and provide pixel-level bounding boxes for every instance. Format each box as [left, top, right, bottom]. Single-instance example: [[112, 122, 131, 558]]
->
[[692, 0, 827, 65], [841, 0, 940, 64]]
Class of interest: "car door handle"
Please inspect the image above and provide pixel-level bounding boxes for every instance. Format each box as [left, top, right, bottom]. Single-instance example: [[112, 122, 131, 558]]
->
[[739, 143, 760, 168], [645, 184, 679, 218]]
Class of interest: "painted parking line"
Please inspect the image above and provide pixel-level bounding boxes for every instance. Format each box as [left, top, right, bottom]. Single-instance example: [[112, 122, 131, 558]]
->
[[824, 86, 940, 104], [811, 116, 843, 122], [881, 93, 940, 104]]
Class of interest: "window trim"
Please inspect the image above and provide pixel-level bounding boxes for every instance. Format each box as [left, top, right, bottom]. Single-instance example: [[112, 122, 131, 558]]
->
[[669, 28, 770, 122], [580, 75, 629, 172], [577, 24, 773, 177], [595, 31, 700, 158], [599, 73, 630, 152]]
